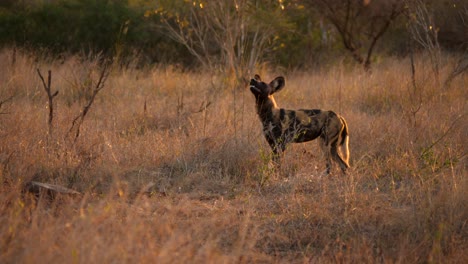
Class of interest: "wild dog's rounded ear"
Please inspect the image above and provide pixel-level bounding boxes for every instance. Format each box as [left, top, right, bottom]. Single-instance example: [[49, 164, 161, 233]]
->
[[254, 74, 261, 81], [270, 76, 285, 93]]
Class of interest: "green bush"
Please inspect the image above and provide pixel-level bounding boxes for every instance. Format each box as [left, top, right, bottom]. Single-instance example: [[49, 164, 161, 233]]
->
[[0, 0, 465, 69], [0, 0, 136, 55]]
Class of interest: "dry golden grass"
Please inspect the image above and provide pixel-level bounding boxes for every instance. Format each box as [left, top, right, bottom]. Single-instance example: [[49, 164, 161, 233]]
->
[[0, 48, 466, 263]]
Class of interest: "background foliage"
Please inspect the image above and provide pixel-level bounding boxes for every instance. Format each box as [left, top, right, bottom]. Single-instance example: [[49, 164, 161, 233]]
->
[[0, 0, 466, 69]]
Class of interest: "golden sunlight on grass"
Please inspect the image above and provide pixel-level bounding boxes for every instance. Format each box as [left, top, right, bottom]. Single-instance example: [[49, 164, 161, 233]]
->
[[0, 49, 466, 263]]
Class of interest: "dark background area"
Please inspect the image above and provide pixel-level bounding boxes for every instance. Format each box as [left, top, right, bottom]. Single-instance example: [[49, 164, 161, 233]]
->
[[0, 0, 466, 69]]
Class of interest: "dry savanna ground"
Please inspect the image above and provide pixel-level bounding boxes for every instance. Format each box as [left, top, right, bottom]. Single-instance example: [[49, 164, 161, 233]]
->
[[0, 49, 467, 263]]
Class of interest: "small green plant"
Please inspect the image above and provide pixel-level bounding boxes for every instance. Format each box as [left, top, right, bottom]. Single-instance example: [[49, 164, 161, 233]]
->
[[256, 147, 277, 187]]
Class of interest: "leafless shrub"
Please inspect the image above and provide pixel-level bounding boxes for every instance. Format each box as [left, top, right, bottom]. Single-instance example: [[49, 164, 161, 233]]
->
[[444, 49, 468, 88], [311, 0, 405, 71], [37, 69, 59, 136], [407, 0, 442, 84], [153, 0, 282, 85], [68, 61, 111, 142]]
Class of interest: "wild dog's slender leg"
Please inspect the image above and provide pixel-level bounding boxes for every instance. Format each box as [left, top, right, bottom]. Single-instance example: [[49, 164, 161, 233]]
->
[[273, 144, 287, 164], [268, 138, 286, 164], [320, 115, 332, 175], [271, 146, 282, 163]]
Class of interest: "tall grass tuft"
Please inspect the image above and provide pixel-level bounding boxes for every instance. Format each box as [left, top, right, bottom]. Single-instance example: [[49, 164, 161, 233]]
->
[[0, 49, 466, 263]]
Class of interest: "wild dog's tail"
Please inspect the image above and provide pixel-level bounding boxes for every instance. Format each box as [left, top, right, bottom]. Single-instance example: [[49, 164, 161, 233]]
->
[[339, 116, 350, 167]]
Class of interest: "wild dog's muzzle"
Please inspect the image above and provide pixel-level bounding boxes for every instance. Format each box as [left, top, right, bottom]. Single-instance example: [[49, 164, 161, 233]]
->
[[250, 79, 261, 93]]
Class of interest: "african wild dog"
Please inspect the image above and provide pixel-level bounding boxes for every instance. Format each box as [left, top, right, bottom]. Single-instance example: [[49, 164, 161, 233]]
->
[[249, 74, 350, 174]]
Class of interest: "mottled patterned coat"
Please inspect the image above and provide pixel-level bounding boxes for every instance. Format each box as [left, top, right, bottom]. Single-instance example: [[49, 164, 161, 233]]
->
[[250, 75, 350, 174]]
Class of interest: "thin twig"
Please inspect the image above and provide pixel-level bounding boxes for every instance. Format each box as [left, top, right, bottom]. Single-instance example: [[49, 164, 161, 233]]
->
[[444, 51, 468, 88], [37, 69, 59, 135], [0, 95, 14, 111], [421, 113, 467, 156], [68, 62, 111, 142]]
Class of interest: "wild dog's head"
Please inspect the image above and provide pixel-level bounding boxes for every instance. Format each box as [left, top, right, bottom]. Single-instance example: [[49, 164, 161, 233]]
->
[[249, 74, 285, 101]]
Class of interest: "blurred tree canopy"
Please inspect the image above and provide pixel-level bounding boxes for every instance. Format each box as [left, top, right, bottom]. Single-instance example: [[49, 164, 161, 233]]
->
[[0, 0, 466, 70]]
